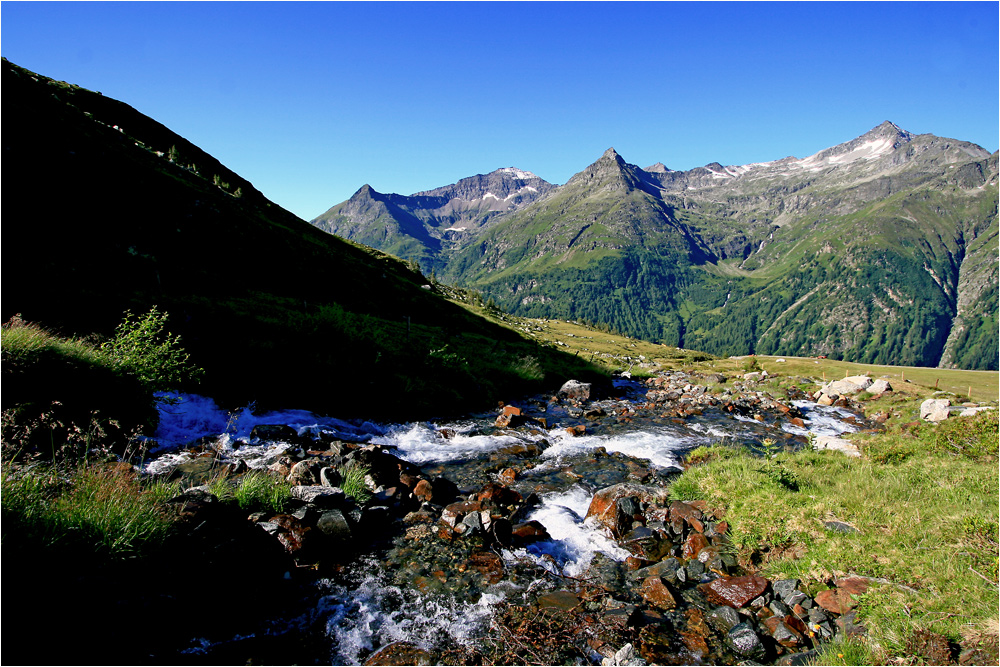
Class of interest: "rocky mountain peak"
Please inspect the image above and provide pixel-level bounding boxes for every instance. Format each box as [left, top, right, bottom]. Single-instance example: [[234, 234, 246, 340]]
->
[[644, 162, 670, 173], [602, 147, 624, 162], [867, 120, 911, 141], [563, 147, 654, 196], [352, 184, 377, 199]]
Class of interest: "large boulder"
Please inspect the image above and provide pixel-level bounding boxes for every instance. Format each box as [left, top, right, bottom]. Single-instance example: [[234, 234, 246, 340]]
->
[[869, 378, 892, 394], [920, 399, 950, 422], [815, 376, 872, 402], [813, 435, 861, 457], [558, 379, 592, 402]]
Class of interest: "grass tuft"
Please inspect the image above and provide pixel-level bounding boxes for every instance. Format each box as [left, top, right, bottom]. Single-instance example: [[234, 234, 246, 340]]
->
[[1, 460, 180, 560]]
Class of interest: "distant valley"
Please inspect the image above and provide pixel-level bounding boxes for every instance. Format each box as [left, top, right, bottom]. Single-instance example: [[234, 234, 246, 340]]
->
[[312, 123, 999, 370]]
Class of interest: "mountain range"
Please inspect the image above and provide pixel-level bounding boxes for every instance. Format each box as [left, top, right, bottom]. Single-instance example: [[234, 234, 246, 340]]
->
[[312, 122, 999, 370]]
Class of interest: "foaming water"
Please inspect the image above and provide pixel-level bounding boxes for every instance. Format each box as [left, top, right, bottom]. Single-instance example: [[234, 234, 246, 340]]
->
[[507, 485, 631, 578], [783, 400, 860, 437], [318, 560, 502, 665], [371, 421, 542, 465], [541, 427, 692, 469], [146, 393, 387, 473]]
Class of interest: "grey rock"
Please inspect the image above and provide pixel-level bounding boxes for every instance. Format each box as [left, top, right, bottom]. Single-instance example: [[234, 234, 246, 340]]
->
[[317, 509, 352, 540], [558, 379, 592, 401], [320, 467, 342, 488], [824, 520, 860, 534], [617, 496, 641, 517], [785, 591, 807, 607], [708, 605, 742, 632], [257, 521, 280, 535], [869, 379, 892, 394], [462, 511, 483, 532], [772, 579, 800, 601], [727, 622, 766, 660], [813, 435, 861, 457], [287, 459, 320, 485], [769, 599, 791, 617], [920, 398, 951, 422], [775, 649, 818, 665], [251, 424, 300, 442], [291, 485, 346, 507]]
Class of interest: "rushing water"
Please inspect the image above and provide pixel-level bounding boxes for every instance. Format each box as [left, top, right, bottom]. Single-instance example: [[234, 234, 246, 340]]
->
[[149, 383, 860, 664]]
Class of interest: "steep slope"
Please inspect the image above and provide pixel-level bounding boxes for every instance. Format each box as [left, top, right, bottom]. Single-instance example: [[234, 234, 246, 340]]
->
[[1, 59, 603, 417], [311, 168, 554, 273]]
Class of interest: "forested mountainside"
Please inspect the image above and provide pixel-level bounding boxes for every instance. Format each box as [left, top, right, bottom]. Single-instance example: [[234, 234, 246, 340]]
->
[[315, 123, 999, 370], [1, 59, 602, 416]]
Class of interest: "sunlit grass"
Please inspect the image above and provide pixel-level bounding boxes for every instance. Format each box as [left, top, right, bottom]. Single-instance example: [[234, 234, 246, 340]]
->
[[1, 460, 180, 559], [671, 408, 999, 663]]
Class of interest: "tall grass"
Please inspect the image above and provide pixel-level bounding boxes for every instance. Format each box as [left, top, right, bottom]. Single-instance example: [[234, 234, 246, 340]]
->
[[1, 316, 104, 366], [1, 460, 180, 559], [338, 462, 372, 503]]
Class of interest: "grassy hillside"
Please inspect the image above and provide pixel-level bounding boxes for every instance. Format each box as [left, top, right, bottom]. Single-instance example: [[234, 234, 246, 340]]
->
[[1, 59, 605, 419]]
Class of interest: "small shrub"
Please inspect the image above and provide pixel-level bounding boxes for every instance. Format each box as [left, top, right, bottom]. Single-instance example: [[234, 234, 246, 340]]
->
[[100, 307, 203, 393]]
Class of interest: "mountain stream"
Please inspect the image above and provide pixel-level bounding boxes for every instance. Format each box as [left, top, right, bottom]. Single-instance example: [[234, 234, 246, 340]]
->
[[146, 377, 862, 664]]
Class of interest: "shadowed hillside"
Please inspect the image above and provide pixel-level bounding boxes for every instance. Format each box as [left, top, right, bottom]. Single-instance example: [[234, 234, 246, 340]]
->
[[1, 59, 605, 418]]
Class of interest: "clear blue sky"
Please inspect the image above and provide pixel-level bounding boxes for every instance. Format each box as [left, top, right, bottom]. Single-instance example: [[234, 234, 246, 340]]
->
[[4, 2, 998, 220]]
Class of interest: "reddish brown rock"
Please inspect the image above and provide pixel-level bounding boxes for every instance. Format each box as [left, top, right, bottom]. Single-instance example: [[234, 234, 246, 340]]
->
[[679, 631, 709, 658], [835, 577, 870, 597], [478, 481, 522, 508], [669, 501, 705, 533], [493, 442, 544, 459], [565, 425, 587, 437], [499, 468, 517, 484], [537, 590, 580, 612], [625, 556, 655, 571], [790, 417, 806, 428], [413, 479, 434, 503], [495, 405, 526, 428], [464, 551, 504, 584], [398, 473, 420, 491], [640, 576, 678, 610], [586, 483, 671, 537], [697, 574, 769, 608], [511, 520, 550, 544], [815, 590, 849, 615], [683, 532, 711, 560], [272, 515, 313, 557], [816, 577, 869, 615]]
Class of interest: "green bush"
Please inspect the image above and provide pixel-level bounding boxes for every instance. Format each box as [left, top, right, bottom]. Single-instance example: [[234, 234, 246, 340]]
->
[[100, 307, 203, 393]]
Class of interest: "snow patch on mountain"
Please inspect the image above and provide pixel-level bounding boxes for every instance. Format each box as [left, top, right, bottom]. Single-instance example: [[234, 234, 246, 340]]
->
[[499, 167, 539, 180]]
